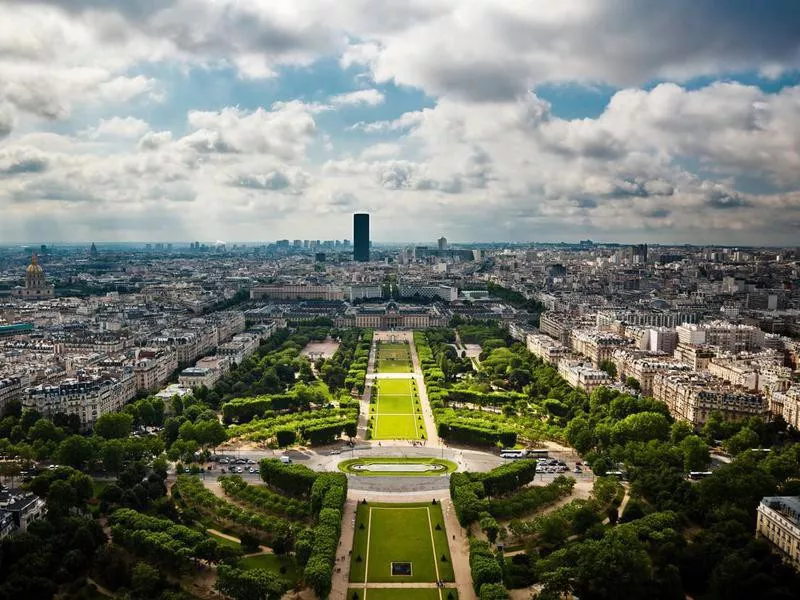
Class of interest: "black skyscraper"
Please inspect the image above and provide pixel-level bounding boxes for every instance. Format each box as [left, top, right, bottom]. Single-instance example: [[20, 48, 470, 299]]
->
[[353, 213, 370, 262]]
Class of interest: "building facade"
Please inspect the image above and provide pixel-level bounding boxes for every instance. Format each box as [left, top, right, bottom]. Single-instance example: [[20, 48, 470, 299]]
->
[[22, 369, 136, 428], [757, 496, 800, 571]]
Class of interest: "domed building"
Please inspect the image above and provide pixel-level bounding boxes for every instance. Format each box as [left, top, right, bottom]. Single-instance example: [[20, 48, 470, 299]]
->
[[12, 254, 54, 299]]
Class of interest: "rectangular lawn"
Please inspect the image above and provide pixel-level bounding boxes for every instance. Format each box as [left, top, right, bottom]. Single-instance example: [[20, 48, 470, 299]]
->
[[350, 503, 454, 585], [376, 395, 415, 414], [348, 589, 457, 600], [377, 379, 415, 395], [374, 414, 420, 439], [372, 378, 421, 439]]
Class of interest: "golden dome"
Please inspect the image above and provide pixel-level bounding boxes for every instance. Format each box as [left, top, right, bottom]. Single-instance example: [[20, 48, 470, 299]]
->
[[26, 254, 43, 274]]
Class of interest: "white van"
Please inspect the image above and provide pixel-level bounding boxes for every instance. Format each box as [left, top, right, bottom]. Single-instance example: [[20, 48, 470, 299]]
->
[[280, 456, 292, 464]]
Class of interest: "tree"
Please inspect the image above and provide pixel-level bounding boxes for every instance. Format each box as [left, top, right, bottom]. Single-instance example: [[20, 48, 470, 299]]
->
[[101, 439, 126, 474], [57, 435, 94, 469], [625, 376, 641, 391], [680, 435, 711, 472], [480, 512, 500, 543], [570, 529, 653, 600], [599, 360, 618, 379], [725, 427, 760, 456], [28, 419, 64, 443], [195, 419, 227, 449], [94, 412, 134, 439], [131, 563, 161, 598], [480, 583, 511, 600], [611, 412, 670, 445], [670, 421, 694, 445], [275, 429, 297, 447]]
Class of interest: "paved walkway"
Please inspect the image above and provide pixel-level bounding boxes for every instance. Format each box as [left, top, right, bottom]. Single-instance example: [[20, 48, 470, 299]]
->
[[358, 338, 377, 439], [330, 497, 358, 600], [442, 497, 477, 600]]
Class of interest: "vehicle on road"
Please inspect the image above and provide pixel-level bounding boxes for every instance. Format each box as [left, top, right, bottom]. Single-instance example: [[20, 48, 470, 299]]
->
[[280, 456, 292, 464]]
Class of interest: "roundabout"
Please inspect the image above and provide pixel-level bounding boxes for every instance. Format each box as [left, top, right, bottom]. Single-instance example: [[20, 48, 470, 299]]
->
[[338, 457, 458, 476]]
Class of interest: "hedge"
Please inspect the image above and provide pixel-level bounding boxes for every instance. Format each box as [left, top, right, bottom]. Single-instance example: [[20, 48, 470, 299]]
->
[[173, 476, 295, 552], [219, 474, 311, 520], [487, 475, 575, 520], [437, 419, 517, 447], [260, 459, 319, 498]]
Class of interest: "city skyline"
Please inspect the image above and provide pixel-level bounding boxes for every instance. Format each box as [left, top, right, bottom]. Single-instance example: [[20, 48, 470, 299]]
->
[[0, 2, 799, 245]]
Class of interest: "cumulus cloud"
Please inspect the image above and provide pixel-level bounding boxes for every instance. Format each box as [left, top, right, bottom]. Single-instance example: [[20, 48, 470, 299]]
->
[[0, 1, 799, 243], [183, 102, 318, 159], [83, 116, 150, 139], [330, 89, 385, 107]]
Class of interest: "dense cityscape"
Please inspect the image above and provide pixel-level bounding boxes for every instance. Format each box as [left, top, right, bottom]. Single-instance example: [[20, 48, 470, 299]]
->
[[0, 211, 798, 600]]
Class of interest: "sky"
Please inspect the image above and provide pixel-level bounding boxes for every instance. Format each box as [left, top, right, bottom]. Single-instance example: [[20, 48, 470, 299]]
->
[[1, 1, 800, 245]]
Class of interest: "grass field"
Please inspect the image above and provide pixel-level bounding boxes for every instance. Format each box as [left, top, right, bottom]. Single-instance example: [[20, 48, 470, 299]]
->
[[239, 553, 301, 582], [338, 457, 458, 476], [371, 378, 424, 440], [349, 502, 454, 585], [376, 342, 413, 374], [207, 530, 242, 549], [348, 589, 458, 600]]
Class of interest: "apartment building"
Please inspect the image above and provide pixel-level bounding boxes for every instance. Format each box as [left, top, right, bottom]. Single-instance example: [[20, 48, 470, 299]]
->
[[673, 343, 716, 370], [250, 285, 345, 301], [527, 333, 570, 366], [652, 370, 767, 426], [22, 369, 136, 428], [757, 496, 800, 571], [0, 376, 23, 413], [557, 361, 612, 393], [539, 312, 573, 345], [570, 329, 629, 367], [0, 487, 47, 538], [348, 284, 383, 302], [676, 321, 766, 353], [133, 347, 178, 393], [769, 386, 800, 430], [613, 350, 690, 396], [397, 283, 458, 302]]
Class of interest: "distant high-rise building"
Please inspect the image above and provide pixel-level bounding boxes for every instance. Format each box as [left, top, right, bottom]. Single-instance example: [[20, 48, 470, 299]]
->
[[90, 242, 98, 257], [438, 236, 448, 251], [354, 213, 370, 262], [293, 239, 302, 248]]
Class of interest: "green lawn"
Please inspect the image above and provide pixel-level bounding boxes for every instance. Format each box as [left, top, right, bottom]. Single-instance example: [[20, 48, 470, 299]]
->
[[348, 589, 457, 600], [338, 457, 458, 476], [376, 395, 415, 413], [350, 503, 454, 584], [208, 530, 243, 549], [372, 379, 422, 440], [239, 553, 301, 583], [377, 379, 416, 395], [377, 359, 413, 373], [376, 342, 413, 374], [374, 414, 422, 439]]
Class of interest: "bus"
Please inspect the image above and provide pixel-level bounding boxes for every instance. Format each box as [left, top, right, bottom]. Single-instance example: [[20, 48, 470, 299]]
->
[[500, 450, 526, 459], [688, 471, 713, 480], [606, 470, 628, 480], [525, 449, 549, 459]]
